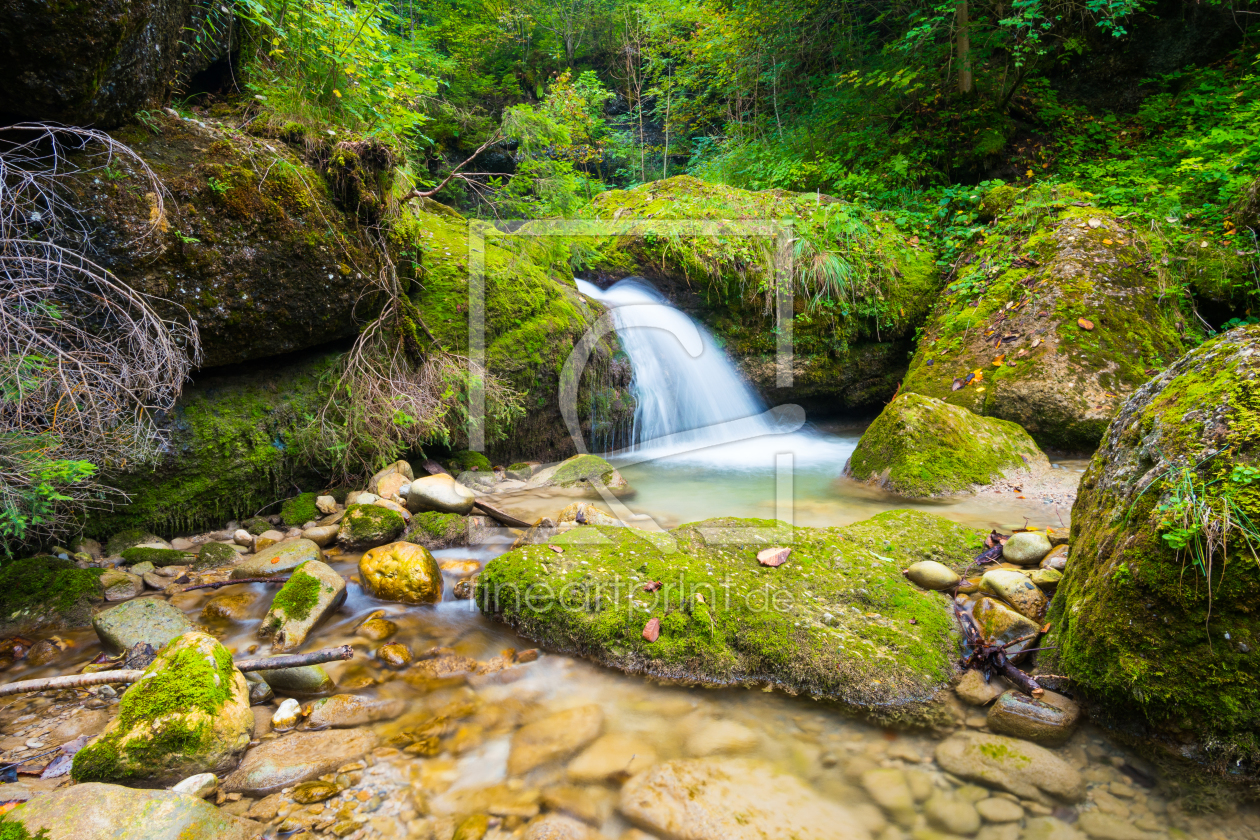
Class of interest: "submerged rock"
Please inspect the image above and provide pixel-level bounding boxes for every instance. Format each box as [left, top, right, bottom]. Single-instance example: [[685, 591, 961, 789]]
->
[[900, 185, 1191, 450], [479, 510, 985, 724], [220, 728, 377, 796], [933, 732, 1085, 803], [5, 782, 256, 840], [846, 393, 1049, 496], [258, 664, 336, 697], [71, 632, 254, 786], [509, 705, 605, 776], [406, 474, 476, 515], [258, 560, 346, 652], [93, 598, 194, 653], [359, 542, 443, 604], [1048, 325, 1260, 779], [230, 539, 322, 579], [620, 758, 870, 840], [337, 504, 406, 550]]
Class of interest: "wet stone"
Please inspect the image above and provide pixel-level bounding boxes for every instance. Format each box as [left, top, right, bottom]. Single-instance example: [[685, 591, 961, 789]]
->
[[979, 569, 1047, 620], [1002, 531, 1053, 566], [1040, 544, 1069, 571], [356, 617, 397, 641], [291, 780, 340, 804], [903, 560, 961, 591], [986, 690, 1081, 746], [376, 642, 412, 669], [956, 669, 1008, 706]]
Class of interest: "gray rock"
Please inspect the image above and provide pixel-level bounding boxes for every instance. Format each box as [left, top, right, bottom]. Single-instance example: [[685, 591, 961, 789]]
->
[[924, 791, 981, 835], [221, 728, 377, 796], [1002, 531, 1053, 565], [93, 598, 195, 653], [903, 560, 961, 591], [258, 664, 335, 697], [406, 473, 476, 515], [934, 732, 1085, 803], [315, 495, 338, 515], [301, 524, 339, 547], [99, 569, 143, 602], [303, 694, 404, 729], [955, 669, 1008, 706], [456, 470, 497, 490], [257, 560, 346, 653], [986, 690, 1081, 746], [230, 539, 322, 579], [1040, 544, 1069, 571], [129, 561, 155, 576], [973, 597, 1040, 654], [979, 569, 1047, 621], [7, 782, 257, 840], [620, 758, 869, 840]]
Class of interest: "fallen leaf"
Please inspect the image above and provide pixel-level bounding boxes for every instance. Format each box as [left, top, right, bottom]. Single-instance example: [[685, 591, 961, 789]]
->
[[642, 617, 660, 642], [1031, 337, 1042, 348], [643, 581, 662, 592], [548, 545, 563, 554], [992, 355, 1005, 367], [972, 369, 984, 383], [1103, 238, 1113, 245], [757, 546, 791, 567], [1077, 318, 1095, 331], [951, 378, 964, 391]]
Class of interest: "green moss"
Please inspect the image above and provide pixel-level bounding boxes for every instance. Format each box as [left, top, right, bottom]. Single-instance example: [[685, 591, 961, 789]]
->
[[848, 393, 1046, 496], [409, 511, 465, 540], [339, 504, 404, 547], [477, 509, 983, 722], [104, 528, 156, 557], [280, 492, 320, 527], [551, 454, 618, 487], [508, 462, 531, 471], [0, 820, 49, 840], [445, 451, 492, 472], [194, 542, 239, 569], [119, 547, 192, 567], [270, 563, 321, 622], [0, 556, 104, 623], [978, 741, 1030, 765], [243, 517, 273, 536]]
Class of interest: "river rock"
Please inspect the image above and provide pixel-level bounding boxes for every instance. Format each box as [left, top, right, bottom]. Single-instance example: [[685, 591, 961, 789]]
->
[[1076, 812, 1149, 840], [924, 790, 981, 835], [6, 782, 257, 840], [934, 732, 1085, 803], [509, 705, 605, 775], [621, 758, 870, 840], [303, 694, 405, 729], [406, 473, 477, 515], [522, 813, 602, 840], [71, 632, 254, 786], [258, 560, 346, 652], [955, 669, 1007, 706], [846, 392, 1050, 496], [1002, 531, 1053, 566], [301, 524, 340, 547], [368, 460, 413, 498], [221, 728, 377, 796], [971, 597, 1040, 653], [979, 569, 1047, 621], [1029, 568, 1062, 590], [359, 541, 443, 604], [526, 454, 630, 493], [201, 592, 256, 622], [253, 530, 285, 551], [93, 598, 195, 653], [566, 733, 657, 783], [903, 560, 961, 590], [1021, 817, 1084, 840], [376, 642, 412, 668], [171, 772, 218, 799], [1040, 544, 1068, 571], [685, 720, 759, 756], [975, 797, 1024, 823], [860, 768, 915, 827], [258, 664, 336, 697], [356, 615, 397, 641], [99, 569, 142, 601], [986, 690, 1080, 746], [231, 539, 322, 579], [316, 495, 338, 515], [337, 504, 406, 549], [193, 541, 240, 570], [457, 469, 498, 491]]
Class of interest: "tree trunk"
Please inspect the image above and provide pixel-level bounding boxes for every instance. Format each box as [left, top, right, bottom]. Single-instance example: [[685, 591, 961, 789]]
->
[[956, 0, 974, 95]]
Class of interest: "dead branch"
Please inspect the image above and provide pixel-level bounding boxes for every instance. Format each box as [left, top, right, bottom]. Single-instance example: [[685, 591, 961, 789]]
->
[[182, 576, 291, 592], [235, 645, 354, 672], [400, 131, 502, 203], [474, 499, 530, 529]]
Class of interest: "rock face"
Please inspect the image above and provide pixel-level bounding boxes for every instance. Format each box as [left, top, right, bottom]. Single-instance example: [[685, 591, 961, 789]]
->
[[406, 474, 476, 515], [358, 542, 443, 604], [93, 599, 195, 653], [232, 539, 323, 579], [71, 632, 254, 786], [338, 505, 406, 550], [1047, 324, 1260, 777], [846, 393, 1049, 496], [258, 560, 346, 652], [480, 510, 985, 724], [585, 176, 939, 413], [526, 454, 630, 492], [900, 185, 1190, 450], [221, 728, 377, 796], [934, 732, 1085, 803], [619, 758, 870, 840], [5, 782, 257, 840], [0, 0, 233, 127]]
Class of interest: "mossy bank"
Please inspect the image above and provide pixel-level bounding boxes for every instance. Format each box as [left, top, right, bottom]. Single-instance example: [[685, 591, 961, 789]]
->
[[477, 509, 985, 724]]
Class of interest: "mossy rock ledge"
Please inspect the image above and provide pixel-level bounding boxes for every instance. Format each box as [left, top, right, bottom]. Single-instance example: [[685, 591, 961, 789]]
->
[[901, 184, 1192, 451], [477, 509, 985, 725], [1045, 325, 1260, 785], [845, 393, 1049, 497]]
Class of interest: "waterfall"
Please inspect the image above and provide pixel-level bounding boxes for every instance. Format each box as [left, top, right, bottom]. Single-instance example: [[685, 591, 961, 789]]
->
[[577, 277, 849, 468]]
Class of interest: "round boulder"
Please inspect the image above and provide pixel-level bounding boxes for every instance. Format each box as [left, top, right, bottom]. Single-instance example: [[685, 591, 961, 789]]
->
[[336, 505, 405, 550], [1002, 531, 1053, 566], [358, 541, 443, 604], [406, 474, 476, 515], [903, 560, 961, 591]]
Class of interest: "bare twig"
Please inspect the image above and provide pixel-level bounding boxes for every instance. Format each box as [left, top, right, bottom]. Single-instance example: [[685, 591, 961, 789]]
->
[[400, 131, 502, 203], [474, 500, 530, 529], [235, 645, 354, 672], [182, 576, 292, 592]]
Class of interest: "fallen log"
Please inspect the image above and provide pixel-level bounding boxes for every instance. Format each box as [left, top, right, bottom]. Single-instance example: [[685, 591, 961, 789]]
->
[[182, 576, 290, 592], [473, 500, 531, 529], [0, 646, 355, 699]]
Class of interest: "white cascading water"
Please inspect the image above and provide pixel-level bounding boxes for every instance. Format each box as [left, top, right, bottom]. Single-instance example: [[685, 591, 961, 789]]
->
[[576, 277, 853, 468]]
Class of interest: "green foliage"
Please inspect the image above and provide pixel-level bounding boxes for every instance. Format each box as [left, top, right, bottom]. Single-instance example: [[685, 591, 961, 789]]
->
[[0, 821, 50, 840], [0, 436, 100, 555]]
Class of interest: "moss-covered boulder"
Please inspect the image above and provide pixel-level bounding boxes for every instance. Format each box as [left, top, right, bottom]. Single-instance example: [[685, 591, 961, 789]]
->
[[403, 511, 472, 549], [258, 560, 346, 652], [0, 556, 104, 634], [359, 542, 443, 605], [478, 510, 985, 723], [1046, 324, 1260, 781], [584, 176, 940, 411], [194, 541, 240, 570], [526, 454, 630, 493], [901, 184, 1192, 450], [280, 493, 321, 527], [337, 505, 405, 550], [71, 632, 254, 786], [445, 451, 492, 473], [104, 529, 164, 557], [846, 393, 1048, 497], [119, 547, 193, 568]]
